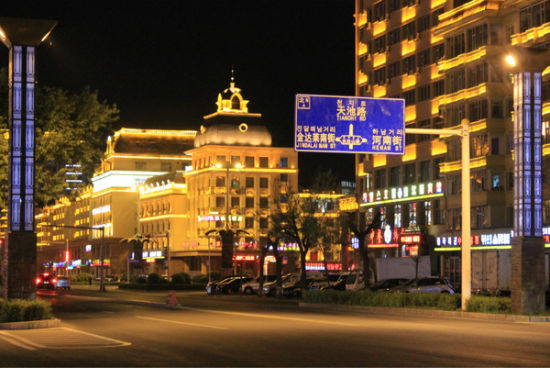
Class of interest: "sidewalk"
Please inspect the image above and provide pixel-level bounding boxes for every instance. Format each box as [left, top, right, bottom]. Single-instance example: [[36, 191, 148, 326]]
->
[[298, 302, 550, 322]]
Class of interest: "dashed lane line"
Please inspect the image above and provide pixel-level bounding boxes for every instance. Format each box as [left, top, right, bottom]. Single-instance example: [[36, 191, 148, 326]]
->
[[178, 306, 373, 327], [136, 315, 228, 330]]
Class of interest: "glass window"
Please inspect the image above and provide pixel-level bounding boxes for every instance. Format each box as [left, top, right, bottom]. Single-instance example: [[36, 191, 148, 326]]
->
[[231, 197, 240, 208], [259, 197, 269, 209], [245, 217, 254, 229], [260, 177, 269, 188], [404, 163, 416, 184], [245, 177, 254, 188], [135, 161, 146, 170], [216, 197, 225, 208], [231, 156, 241, 167], [259, 157, 269, 168], [245, 197, 254, 209], [231, 178, 240, 189], [280, 173, 288, 182], [419, 160, 431, 182], [216, 176, 225, 187], [280, 157, 288, 168], [259, 217, 269, 229], [389, 166, 401, 187], [245, 156, 255, 167], [216, 155, 226, 166]]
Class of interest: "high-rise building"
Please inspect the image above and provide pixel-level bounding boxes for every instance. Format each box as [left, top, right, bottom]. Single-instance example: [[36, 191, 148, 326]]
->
[[354, 0, 550, 291]]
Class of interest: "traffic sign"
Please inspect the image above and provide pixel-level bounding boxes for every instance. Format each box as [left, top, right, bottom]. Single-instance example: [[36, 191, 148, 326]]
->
[[295, 94, 405, 155]]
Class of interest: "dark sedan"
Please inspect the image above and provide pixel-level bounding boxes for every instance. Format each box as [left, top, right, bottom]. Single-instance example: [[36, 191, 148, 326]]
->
[[216, 276, 253, 294]]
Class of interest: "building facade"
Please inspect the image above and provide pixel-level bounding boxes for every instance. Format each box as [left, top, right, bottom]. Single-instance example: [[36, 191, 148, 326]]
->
[[355, 0, 550, 291]]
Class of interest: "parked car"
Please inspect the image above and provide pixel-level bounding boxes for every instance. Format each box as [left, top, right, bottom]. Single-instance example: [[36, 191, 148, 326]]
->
[[390, 277, 455, 294], [241, 275, 278, 295], [369, 278, 410, 292], [206, 275, 245, 295], [55, 276, 71, 290], [263, 273, 299, 296], [35, 273, 57, 290], [321, 273, 351, 291], [283, 278, 329, 298], [345, 273, 365, 291], [216, 276, 253, 294]]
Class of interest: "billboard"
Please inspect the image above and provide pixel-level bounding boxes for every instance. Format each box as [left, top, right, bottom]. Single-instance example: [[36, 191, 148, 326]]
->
[[295, 94, 405, 155]]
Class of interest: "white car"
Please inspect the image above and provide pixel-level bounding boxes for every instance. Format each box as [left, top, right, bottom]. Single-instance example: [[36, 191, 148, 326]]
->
[[391, 277, 455, 294], [241, 275, 278, 294]]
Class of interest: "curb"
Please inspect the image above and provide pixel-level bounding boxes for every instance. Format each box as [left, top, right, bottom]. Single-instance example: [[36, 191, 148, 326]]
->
[[0, 318, 61, 330], [64, 294, 183, 310], [298, 302, 550, 322]]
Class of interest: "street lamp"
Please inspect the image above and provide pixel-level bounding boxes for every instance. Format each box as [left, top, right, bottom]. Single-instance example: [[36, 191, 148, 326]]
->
[[0, 17, 57, 300], [503, 46, 550, 314]]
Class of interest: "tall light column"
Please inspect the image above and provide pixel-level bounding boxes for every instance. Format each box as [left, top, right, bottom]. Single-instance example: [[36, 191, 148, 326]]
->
[[0, 18, 56, 299], [505, 47, 550, 314]]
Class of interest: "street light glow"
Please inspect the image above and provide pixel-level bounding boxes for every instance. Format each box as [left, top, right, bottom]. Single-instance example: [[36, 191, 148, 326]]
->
[[505, 54, 517, 67]]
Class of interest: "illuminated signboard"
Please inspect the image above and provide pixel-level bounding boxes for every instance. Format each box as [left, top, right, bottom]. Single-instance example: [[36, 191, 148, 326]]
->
[[295, 94, 405, 155], [92, 259, 111, 266], [400, 234, 421, 244], [435, 230, 521, 251], [361, 181, 443, 207], [305, 262, 342, 271], [143, 251, 163, 259], [85, 244, 92, 252], [233, 255, 256, 261], [198, 215, 242, 222], [368, 226, 403, 248]]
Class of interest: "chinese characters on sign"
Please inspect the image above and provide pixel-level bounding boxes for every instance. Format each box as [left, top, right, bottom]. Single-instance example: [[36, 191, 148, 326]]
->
[[295, 94, 405, 155]]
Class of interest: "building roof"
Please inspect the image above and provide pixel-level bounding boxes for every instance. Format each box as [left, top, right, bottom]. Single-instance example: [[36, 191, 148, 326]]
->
[[109, 128, 196, 156]]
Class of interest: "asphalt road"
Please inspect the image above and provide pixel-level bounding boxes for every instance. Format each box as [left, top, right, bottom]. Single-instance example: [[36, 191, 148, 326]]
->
[[1, 290, 549, 367]]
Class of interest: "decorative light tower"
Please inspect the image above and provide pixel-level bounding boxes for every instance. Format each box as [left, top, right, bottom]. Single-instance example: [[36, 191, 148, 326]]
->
[[505, 46, 550, 314], [0, 17, 56, 299]]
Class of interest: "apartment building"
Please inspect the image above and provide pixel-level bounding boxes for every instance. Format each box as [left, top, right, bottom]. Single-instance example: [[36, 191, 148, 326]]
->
[[355, 0, 550, 290]]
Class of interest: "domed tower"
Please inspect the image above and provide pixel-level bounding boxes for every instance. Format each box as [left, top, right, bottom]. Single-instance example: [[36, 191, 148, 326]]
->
[[194, 72, 272, 147]]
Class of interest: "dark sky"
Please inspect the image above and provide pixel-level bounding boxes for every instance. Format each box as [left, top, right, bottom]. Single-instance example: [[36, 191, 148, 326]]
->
[[1, 0, 356, 187]]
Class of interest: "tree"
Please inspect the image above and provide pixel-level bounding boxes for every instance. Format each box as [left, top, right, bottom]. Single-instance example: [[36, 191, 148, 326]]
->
[[348, 211, 380, 288], [0, 68, 119, 209], [271, 190, 320, 294]]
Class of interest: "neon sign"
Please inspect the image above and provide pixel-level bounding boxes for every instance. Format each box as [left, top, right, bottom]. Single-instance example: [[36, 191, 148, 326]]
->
[[305, 262, 342, 271], [361, 180, 443, 207], [233, 255, 255, 261]]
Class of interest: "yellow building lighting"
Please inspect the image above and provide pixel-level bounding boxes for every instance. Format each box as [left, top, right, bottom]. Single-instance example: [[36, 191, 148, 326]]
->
[[113, 128, 196, 139], [106, 154, 190, 161], [401, 40, 416, 56], [373, 155, 387, 168], [439, 83, 487, 106], [358, 70, 368, 85], [438, 47, 486, 72], [430, 66, 441, 80], [358, 42, 368, 56], [405, 105, 416, 122], [431, 0, 446, 9], [372, 20, 387, 36], [511, 22, 550, 46], [431, 99, 440, 115], [373, 53, 387, 68], [402, 74, 416, 89], [431, 139, 447, 156], [440, 156, 487, 174], [430, 33, 443, 45], [139, 214, 188, 222], [402, 144, 417, 162], [373, 85, 386, 97], [543, 143, 550, 156], [339, 197, 358, 211], [401, 6, 416, 23], [357, 11, 367, 27]]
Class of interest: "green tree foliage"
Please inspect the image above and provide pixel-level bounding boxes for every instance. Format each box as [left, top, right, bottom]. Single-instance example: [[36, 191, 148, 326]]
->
[[271, 190, 320, 291], [0, 68, 119, 209]]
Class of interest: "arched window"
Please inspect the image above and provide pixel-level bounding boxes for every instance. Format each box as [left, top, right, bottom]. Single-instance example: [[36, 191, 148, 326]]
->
[[231, 95, 240, 110]]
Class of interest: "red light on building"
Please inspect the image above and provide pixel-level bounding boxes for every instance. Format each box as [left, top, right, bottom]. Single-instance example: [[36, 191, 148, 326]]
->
[[65, 250, 70, 263], [233, 255, 255, 261], [406, 245, 419, 257]]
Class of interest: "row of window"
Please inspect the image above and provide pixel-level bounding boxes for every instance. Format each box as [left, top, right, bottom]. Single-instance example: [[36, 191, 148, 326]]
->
[[214, 176, 276, 188], [140, 221, 171, 235], [445, 63, 505, 95], [519, 0, 550, 33], [370, 45, 444, 86], [135, 161, 182, 171], [373, 159, 443, 189], [215, 196, 270, 209], [140, 202, 172, 218], [444, 99, 512, 127], [194, 156, 289, 170], [366, 200, 442, 229], [369, 0, 441, 24]]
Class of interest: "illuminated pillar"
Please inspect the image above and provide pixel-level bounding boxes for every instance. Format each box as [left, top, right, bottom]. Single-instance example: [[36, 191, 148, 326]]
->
[[511, 70, 546, 314], [0, 18, 56, 299]]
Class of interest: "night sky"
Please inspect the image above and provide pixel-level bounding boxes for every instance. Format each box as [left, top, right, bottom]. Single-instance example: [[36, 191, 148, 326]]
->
[[1, 0, 356, 187]]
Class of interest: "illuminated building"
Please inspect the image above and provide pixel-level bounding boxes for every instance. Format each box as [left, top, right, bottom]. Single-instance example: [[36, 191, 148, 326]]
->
[[36, 128, 196, 277], [355, 0, 550, 291], [177, 76, 298, 275]]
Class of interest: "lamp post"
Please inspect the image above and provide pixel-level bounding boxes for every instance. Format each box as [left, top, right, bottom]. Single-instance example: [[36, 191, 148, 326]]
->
[[406, 121, 471, 310], [504, 46, 550, 314], [0, 17, 57, 299]]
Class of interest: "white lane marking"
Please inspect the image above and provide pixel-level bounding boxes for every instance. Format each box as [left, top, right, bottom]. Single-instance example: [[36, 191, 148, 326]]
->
[[136, 315, 228, 330], [0, 331, 37, 351], [179, 306, 369, 327], [59, 327, 132, 347]]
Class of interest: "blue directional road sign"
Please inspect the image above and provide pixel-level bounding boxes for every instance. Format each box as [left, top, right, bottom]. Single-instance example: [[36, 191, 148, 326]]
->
[[295, 94, 405, 155]]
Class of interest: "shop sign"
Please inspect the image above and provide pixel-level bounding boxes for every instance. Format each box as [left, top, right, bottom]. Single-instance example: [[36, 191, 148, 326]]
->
[[436, 231, 513, 248], [305, 262, 342, 271], [233, 255, 256, 261], [85, 244, 92, 252], [198, 215, 242, 222], [368, 225, 402, 248], [361, 180, 443, 205], [92, 259, 111, 267], [143, 250, 163, 259], [400, 234, 421, 244]]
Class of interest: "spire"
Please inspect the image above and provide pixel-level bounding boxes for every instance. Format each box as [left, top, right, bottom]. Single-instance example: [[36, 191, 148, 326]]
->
[[228, 66, 239, 93]]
